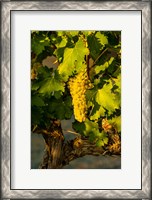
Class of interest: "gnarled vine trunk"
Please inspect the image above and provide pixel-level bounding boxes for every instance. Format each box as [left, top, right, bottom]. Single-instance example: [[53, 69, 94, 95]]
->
[[37, 120, 121, 169], [39, 120, 64, 169]]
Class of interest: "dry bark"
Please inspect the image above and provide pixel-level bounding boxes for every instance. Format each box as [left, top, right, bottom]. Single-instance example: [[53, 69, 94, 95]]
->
[[38, 120, 64, 169], [35, 121, 121, 169]]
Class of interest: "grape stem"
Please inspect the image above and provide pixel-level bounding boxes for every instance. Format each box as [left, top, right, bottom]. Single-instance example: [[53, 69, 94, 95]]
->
[[63, 129, 81, 136], [86, 54, 90, 78], [91, 47, 108, 68]]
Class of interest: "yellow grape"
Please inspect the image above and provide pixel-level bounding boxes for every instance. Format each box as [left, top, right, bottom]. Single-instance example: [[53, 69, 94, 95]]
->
[[31, 68, 37, 80], [68, 68, 93, 122], [102, 118, 112, 132]]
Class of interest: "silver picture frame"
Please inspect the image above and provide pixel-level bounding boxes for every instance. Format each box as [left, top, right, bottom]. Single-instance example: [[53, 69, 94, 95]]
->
[[1, 0, 151, 199]]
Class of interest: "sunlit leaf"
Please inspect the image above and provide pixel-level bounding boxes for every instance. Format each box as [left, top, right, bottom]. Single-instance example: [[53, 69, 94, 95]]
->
[[58, 37, 89, 81], [95, 82, 120, 115], [95, 32, 108, 46]]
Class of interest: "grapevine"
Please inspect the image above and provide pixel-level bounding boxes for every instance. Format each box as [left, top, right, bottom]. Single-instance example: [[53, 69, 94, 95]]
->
[[31, 31, 121, 169]]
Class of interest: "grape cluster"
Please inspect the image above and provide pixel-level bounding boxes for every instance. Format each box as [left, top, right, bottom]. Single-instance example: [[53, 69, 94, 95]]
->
[[31, 68, 37, 80], [102, 118, 112, 132], [109, 134, 121, 154], [68, 69, 92, 122]]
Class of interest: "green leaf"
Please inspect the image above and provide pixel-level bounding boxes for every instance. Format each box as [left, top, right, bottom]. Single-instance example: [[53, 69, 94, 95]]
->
[[72, 121, 85, 135], [69, 31, 80, 37], [103, 137, 109, 144], [37, 66, 52, 79], [110, 74, 121, 106], [54, 91, 62, 99], [73, 119, 102, 143], [95, 82, 120, 115], [56, 36, 67, 48], [31, 96, 45, 107], [90, 104, 105, 120], [83, 31, 95, 37], [32, 35, 50, 55], [83, 119, 99, 136], [95, 32, 108, 46], [58, 37, 89, 81], [88, 131, 98, 143], [96, 131, 108, 147], [109, 115, 121, 133], [87, 33, 102, 60], [38, 71, 65, 95], [86, 88, 105, 120], [48, 96, 72, 120], [64, 96, 73, 119], [31, 106, 44, 125], [36, 46, 54, 63], [64, 107, 73, 119], [31, 81, 40, 91], [94, 57, 114, 74], [106, 31, 120, 46], [107, 60, 121, 75], [55, 105, 65, 119], [113, 73, 121, 94], [54, 47, 65, 62], [38, 77, 65, 95], [96, 140, 104, 147], [57, 31, 65, 37]]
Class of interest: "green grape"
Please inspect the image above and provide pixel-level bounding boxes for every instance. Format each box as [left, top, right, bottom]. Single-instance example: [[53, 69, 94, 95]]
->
[[68, 68, 93, 122]]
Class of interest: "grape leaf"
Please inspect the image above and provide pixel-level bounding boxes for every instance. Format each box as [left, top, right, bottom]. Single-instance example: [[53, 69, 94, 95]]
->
[[84, 119, 108, 145], [31, 106, 44, 125], [90, 104, 105, 120], [94, 57, 114, 74], [54, 47, 65, 62], [110, 74, 121, 106], [64, 96, 73, 119], [109, 115, 121, 133], [83, 31, 95, 37], [69, 31, 80, 37], [86, 88, 105, 120], [32, 35, 50, 55], [48, 96, 72, 120], [56, 36, 67, 48], [96, 140, 104, 147], [95, 32, 108, 46], [83, 119, 99, 136], [54, 91, 62, 99], [87, 34, 102, 60], [38, 71, 65, 95], [31, 96, 45, 107], [96, 131, 108, 147], [73, 119, 99, 138], [113, 73, 121, 94], [58, 37, 89, 81], [37, 66, 52, 79], [31, 81, 40, 91], [106, 31, 120, 46], [38, 77, 65, 95], [96, 137, 108, 147], [95, 82, 120, 115], [72, 121, 85, 135], [57, 31, 65, 37]]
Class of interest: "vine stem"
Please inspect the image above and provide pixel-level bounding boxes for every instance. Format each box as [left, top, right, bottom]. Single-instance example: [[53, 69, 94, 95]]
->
[[86, 54, 90, 79], [63, 129, 81, 136], [91, 47, 108, 68]]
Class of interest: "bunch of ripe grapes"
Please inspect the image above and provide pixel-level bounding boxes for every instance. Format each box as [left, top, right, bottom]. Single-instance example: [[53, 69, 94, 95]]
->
[[68, 68, 92, 122]]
